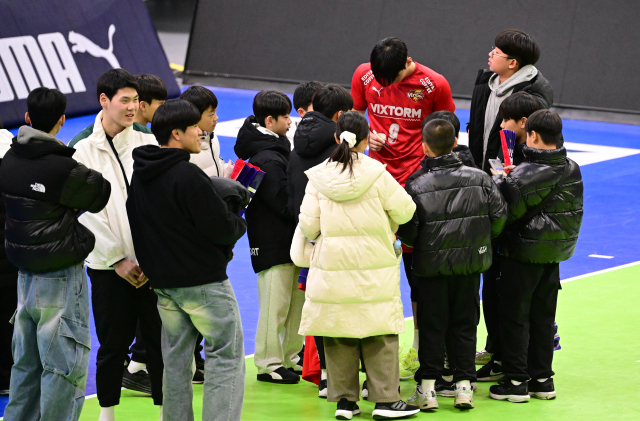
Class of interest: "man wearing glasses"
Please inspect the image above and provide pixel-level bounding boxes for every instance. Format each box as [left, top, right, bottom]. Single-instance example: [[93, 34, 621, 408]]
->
[[468, 29, 554, 174]]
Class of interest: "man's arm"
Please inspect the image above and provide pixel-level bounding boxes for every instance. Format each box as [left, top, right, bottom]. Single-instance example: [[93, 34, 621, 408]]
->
[[433, 76, 456, 112], [59, 163, 111, 213]]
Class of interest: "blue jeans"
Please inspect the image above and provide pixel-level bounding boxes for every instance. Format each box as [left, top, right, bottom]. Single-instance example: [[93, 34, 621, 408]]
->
[[4, 265, 90, 421], [155, 280, 245, 421]]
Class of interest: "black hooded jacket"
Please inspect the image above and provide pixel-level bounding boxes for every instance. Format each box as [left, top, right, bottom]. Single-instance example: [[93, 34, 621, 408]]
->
[[496, 146, 583, 264], [234, 116, 296, 273], [287, 111, 337, 222], [468, 69, 554, 173], [0, 127, 111, 273], [397, 153, 508, 277], [0, 160, 19, 287], [127, 145, 247, 289]]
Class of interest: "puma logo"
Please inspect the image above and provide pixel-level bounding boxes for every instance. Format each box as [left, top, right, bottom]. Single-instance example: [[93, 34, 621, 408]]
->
[[68, 24, 120, 69], [372, 86, 383, 96]]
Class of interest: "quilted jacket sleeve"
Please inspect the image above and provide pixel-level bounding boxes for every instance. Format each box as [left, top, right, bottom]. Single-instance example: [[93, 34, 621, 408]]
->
[[298, 182, 321, 241], [379, 170, 416, 226], [60, 162, 111, 213], [487, 178, 508, 238], [497, 174, 527, 224]]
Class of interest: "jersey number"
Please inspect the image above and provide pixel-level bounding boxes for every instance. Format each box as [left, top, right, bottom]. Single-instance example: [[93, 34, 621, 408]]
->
[[388, 123, 400, 144]]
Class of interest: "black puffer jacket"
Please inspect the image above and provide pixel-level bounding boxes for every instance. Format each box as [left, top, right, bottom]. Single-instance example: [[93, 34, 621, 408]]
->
[[453, 145, 477, 168], [0, 160, 18, 287], [235, 116, 296, 273], [468, 69, 553, 173], [496, 146, 583, 264], [0, 127, 111, 273], [287, 111, 337, 222], [397, 153, 508, 277]]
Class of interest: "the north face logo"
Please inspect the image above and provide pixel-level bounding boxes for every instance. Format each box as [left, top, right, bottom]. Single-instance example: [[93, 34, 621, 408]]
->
[[31, 183, 45, 193], [250, 248, 259, 256], [478, 246, 487, 255]]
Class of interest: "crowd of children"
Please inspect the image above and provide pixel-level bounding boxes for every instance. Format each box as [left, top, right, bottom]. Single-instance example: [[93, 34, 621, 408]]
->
[[0, 28, 583, 421]]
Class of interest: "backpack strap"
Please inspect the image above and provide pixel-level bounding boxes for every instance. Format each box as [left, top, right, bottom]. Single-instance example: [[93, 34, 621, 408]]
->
[[510, 159, 571, 228]]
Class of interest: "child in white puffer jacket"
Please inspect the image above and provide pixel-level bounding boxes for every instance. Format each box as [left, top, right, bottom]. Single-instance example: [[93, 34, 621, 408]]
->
[[296, 111, 419, 420]]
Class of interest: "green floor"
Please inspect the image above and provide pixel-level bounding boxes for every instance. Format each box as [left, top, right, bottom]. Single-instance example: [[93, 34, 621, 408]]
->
[[78, 264, 640, 420]]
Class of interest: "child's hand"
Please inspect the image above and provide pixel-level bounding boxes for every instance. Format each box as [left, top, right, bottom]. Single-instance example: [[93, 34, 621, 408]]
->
[[224, 160, 234, 178]]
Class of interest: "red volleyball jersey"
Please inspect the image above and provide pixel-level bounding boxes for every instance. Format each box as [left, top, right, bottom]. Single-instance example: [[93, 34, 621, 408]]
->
[[351, 62, 455, 187]]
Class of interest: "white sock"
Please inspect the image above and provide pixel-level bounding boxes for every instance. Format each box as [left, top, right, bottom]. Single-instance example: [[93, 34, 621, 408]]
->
[[158, 406, 163, 421], [321, 369, 327, 380], [443, 375, 453, 382], [537, 378, 548, 382], [98, 406, 115, 421], [412, 329, 419, 351], [511, 379, 522, 386], [421, 379, 436, 392], [456, 380, 471, 390], [128, 361, 147, 374]]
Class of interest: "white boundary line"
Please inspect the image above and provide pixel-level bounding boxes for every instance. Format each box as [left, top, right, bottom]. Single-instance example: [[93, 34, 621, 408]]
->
[[3, 261, 638, 417]]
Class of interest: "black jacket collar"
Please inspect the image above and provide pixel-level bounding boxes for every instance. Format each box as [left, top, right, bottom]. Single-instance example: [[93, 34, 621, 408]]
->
[[420, 152, 463, 171], [10, 137, 75, 160], [523, 146, 567, 165]]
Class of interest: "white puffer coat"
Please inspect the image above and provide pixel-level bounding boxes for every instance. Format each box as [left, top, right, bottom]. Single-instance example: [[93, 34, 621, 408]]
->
[[298, 154, 416, 338]]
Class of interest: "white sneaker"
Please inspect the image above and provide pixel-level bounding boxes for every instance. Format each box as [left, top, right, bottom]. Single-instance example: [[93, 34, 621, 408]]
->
[[407, 384, 438, 410], [475, 350, 493, 365], [454, 382, 474, 409], [361, 380, 368, 400]]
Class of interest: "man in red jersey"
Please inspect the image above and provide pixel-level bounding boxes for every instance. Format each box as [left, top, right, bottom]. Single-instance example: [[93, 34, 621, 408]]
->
[[351, 37, 455, 381]]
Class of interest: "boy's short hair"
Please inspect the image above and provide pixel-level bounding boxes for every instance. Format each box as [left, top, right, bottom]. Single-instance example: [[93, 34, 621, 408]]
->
[[423, 119, 456, 156], [494, 29, 540, 68], [96, 69, 139, 102], [253, 90, 292, 127], [180, 85, 218, 115], [422, 111, 460, 137], [525, 110, 562, 146], [499, 92, 544, 122], [293, 81, 323, 111], [370, 37, 408, 87], [27, 87, 67, 133], [151, 99, 201, 146], [312, 84, 354, 119], [136, 74, 167, 104]]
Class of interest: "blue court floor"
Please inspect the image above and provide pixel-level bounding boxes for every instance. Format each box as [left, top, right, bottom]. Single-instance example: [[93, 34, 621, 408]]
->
[[1, 85, 639, 414]]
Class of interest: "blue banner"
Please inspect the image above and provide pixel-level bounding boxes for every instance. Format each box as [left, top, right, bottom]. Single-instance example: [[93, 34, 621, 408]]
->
[[0, 0, 180, 128]]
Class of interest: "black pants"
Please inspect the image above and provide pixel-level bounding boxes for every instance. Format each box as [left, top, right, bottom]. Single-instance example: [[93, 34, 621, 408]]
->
[[499, 257, 560, 381], [402, 253, 417, 302], [89, 268, 164, 406], [0, 282, 17, 390], [414, 273, 480, 383], [482, 247, 502, 360], [130, 326, 203, 365]]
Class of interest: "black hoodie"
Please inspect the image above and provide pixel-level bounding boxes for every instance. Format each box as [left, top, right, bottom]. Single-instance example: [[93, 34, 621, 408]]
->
[[287, 111, 337, 222], [127, 145, 247, 289], [234, 116, 295, 273]]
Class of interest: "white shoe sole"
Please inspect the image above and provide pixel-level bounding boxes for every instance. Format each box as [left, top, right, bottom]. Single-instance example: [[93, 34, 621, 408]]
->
[[490, 392, 530, 403], [436, 390, 455, 397], [454, 397, 474, 409], [418, 400, 439, 410], [335, 409, 360, 420], [529, 391, 556, 400], [319, 388, 327, 398], [372, 408, 420, 420], [399, 373, 415, 380]]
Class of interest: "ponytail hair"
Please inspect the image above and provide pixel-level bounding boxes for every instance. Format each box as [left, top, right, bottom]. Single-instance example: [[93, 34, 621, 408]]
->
[[329, 111, 369, 175]]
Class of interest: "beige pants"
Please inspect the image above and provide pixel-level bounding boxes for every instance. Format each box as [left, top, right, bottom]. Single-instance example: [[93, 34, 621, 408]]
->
[[324, 335, 401, 403], [254, 263, 305, 374]]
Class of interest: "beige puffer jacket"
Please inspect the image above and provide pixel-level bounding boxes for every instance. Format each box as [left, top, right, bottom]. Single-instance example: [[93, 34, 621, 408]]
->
[[298, 154, 416, 338]]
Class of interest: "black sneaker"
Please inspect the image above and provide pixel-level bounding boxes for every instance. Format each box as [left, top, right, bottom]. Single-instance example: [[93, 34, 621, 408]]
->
[[256, 366, 300, 384], [489, 379, 530, 403], [361, 380, 368, 400], [335, 398, 360, 420], [319, 379, 328, 398], [122, 368, 152, 394], [435, 376, 455, 397], [372, 401, 420, 420], [477, 360, 504, 382], [0, 388, 9, 396], [528, 378, 556, 400], [192, 368, 205, 384]]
